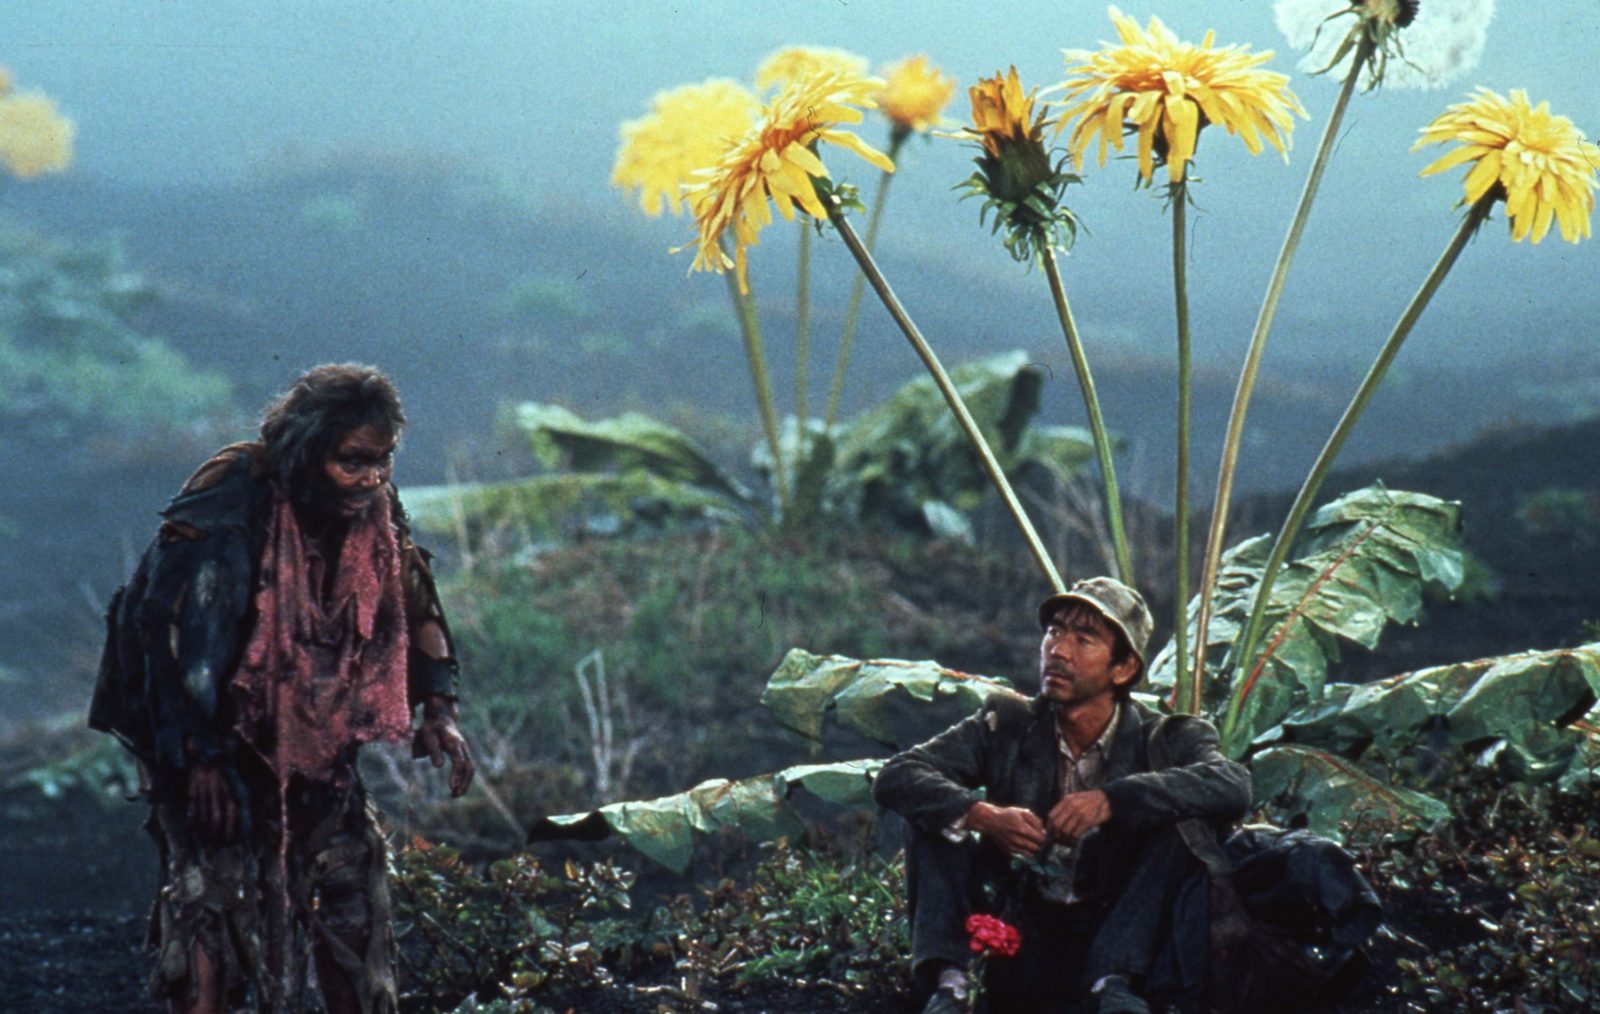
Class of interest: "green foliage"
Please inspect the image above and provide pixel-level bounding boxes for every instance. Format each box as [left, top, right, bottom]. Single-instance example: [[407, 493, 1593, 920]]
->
[[1360, 767, 1600, 1010], [958, 162, 1084, 264], [761, 649, 1014, 751], [1150, 485, 1465, 754], [828, 351, 1093, 530], [408, 353, 1092, 547], [676, 842, 909, 990], [438, 529, 949, 813], [514, 402, 755, 510], [2, 726, 140, 804], [391, 840, 640, 1011], [1250, 745, 1452, 844], [527, 760, 881, 874], [403, 471, 742, 544], [1516, 487, 1600, 544], [0, 229, 233, 441], [1277, 645, 1600, 784]]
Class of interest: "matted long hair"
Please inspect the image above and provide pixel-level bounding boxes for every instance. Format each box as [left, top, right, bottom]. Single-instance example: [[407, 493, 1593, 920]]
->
[[258, 363, 406, 492]]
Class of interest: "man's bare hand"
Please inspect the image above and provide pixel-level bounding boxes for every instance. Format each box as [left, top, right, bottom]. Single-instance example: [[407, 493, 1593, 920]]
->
[[1046, 789, 1111, 843], [415, 696, 475, 797], [187, 763, 237, 843], [967, 801, 1047, 858]]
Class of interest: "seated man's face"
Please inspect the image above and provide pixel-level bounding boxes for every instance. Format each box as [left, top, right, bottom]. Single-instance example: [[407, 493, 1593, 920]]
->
[[1038, 605, 1137, 708], [320, 423, 397, 518]]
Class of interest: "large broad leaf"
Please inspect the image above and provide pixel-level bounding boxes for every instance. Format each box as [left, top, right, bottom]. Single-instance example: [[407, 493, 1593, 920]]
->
[[525, 760, 883, 874], [760, 649, 1014, 752], [1149, 486, 1465, 755], [1250, 744, 1450, 844], [1274, 644, 1600, 781], [401, 472, 743, 540], [511, 402, 755, 510], [827, 351, 1093, 531]]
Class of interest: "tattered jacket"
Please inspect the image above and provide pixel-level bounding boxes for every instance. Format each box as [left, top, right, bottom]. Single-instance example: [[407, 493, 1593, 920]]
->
[[88, 443, 459, 779], [873, 692, 1251, 907]]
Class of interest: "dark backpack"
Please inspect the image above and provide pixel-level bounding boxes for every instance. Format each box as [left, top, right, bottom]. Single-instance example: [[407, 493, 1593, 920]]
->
[[1148, 719, 1381, 1011]]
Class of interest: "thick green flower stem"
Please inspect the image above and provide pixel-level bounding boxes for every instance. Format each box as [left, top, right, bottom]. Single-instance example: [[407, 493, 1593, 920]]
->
[[1170, 183, 1195, 714], [1190, 32, 1376, 690], [1040, 247, 1134, 584], [826, 198, 1066, 593], [796, 223, 811, 423], [1219, 193, 1494, 749], [722, 263, 789, 512], [826, 130, 907, 428]]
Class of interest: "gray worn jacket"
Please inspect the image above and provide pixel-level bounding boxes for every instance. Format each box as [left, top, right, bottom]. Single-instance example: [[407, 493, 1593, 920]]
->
[[874, 691, 1251, 905]]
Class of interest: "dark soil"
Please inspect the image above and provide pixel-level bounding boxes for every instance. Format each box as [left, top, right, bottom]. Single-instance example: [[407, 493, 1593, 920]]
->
[[0, 913, 159, 1014], [0, 909, 909, 1013]]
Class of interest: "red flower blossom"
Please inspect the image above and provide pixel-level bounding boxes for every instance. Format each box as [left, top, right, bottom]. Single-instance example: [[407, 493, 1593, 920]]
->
[[964, 913, 1021, 958]]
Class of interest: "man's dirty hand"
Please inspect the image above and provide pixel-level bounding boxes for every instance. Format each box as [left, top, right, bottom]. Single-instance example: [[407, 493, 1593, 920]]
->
[[1046, 789, 1111, 843], [187, 762, 237, 843], [967, 801, 1048, 858], [416, 696, 475, 797]]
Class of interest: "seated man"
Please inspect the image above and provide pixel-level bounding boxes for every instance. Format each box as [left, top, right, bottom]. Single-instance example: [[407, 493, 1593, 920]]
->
[[873, 577, 1251, 1014]]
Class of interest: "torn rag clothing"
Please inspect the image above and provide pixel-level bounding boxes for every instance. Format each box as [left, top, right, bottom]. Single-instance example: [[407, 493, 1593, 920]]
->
[[873, 693, 1252, 1009], [151, 753, 396, 1012], [232, 488, 413, 781], [89, 442, 461, 1011], [90, 442, 459, 773]]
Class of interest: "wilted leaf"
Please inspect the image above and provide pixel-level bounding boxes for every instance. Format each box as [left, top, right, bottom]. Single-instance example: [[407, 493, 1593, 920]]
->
[[760, 649, 1013, 750], [774, 759, 884, 808], [827, 351, 1090, 531], [1251, 744, 1450, 844], [525, 760, 884, 874], [511, 402, 755, 509], [1149, 486, 1465, 755], [401, 472, 741, 541], [1275, 645, 1600, 781]]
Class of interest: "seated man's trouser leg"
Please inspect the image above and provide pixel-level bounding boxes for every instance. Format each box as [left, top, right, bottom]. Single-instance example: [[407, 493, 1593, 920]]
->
[[903, 821, 1094, 1010], [1085, 825, 1208, 998], [904, 820, 1207, 1009]]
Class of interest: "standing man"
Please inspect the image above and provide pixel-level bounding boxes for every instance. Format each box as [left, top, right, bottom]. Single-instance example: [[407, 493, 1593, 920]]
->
[[873, 577, 1251, 1014], [91, 363, 475, 1014]]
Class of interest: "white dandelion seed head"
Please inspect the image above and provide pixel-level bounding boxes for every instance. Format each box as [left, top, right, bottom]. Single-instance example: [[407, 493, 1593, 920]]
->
[[1274, 0, 1496, 91]]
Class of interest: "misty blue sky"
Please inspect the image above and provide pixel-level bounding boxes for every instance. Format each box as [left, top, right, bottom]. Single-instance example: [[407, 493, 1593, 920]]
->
[[9, 1, 1599, 390]]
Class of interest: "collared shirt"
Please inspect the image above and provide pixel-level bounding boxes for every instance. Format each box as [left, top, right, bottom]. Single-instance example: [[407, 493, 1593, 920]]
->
[[943, 705, 1122, 905], [1036, 705, 1120, 905]]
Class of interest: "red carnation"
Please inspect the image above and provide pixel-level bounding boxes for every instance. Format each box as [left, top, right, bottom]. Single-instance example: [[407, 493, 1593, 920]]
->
[[964, 913, 1021, 958]]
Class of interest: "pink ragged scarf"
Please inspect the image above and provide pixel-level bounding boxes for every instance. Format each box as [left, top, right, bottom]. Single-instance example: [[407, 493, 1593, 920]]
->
[[232, 488, 412, 781]]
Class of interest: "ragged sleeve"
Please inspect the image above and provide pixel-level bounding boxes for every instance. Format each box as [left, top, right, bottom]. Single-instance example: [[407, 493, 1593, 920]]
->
[[399, 526, 461, 705]]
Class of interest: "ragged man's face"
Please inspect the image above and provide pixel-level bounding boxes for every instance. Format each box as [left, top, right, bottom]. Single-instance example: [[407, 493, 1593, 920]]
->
[[319, 423, 397, 519]]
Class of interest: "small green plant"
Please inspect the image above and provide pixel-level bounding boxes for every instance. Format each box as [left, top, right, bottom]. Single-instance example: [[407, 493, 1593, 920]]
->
[[659, 837, 910, 999], [391, 839, 640, 1011], [1360, 765, 1600, 1010]]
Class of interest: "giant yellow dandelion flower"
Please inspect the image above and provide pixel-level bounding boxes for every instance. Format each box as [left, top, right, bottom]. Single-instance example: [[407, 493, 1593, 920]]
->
[[954, 67, 1079, 261], [1415, 88, 1599, 244], [755, 46, 869, 91], [1055, 6, 1306, 185], [876, 55, 956, 135], [612, 78, 760, 217], [685, 71, 894, 293], [0, 92, 74, 179], [966, 67, 1045, 166]]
